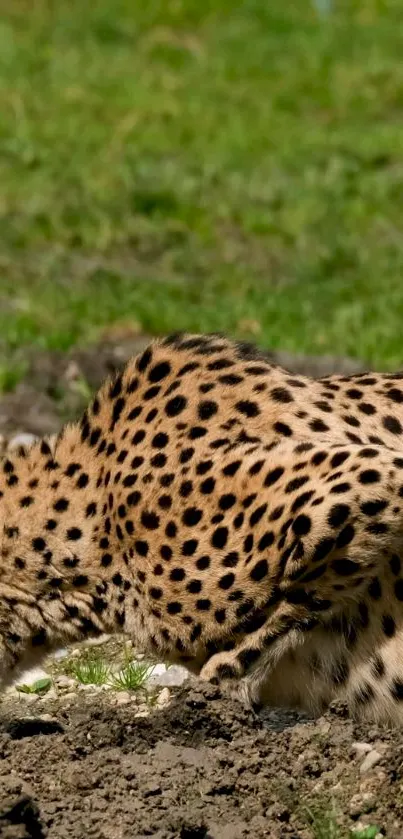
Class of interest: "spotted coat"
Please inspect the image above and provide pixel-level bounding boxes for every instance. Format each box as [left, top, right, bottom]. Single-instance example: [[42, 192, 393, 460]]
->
[[2, 333, 403, 721]]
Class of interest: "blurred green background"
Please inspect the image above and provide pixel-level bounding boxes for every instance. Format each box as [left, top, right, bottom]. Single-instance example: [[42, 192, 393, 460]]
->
[[1, 0, 403, 391]]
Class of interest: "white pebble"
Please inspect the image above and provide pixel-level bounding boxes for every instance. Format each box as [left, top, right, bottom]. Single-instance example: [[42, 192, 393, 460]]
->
[[79, 683, 103, 692], [40, 688, 57, 702], [18, 693, 39, 704], [352, 742, 373, 757], [148, 664, 189, 688], [156, 688, 171, 707], [134, 707, 151, 718], [360, 749, 382, 774], [56, 675, 76, 689], [114, 691, 132, 705]]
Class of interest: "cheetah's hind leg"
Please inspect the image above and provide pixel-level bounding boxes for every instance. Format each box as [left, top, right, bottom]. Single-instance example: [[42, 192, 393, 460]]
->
[[199, 600, 320, 712], [198, 442, 403, 718]]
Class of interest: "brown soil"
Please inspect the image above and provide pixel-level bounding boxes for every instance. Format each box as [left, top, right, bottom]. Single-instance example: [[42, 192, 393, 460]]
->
[[1, 683, 403, 839], [0, 336, 399, 839]]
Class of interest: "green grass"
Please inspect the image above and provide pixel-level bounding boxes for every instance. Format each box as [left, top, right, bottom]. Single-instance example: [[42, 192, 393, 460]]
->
[[0, 360, 28, 393], [68, 650, 111, 686], [65, 646, 154, 690], [2, 0, 403, 381], [305, 802, 342, 839], [304, 801, 381, 839], [16, 676, 52, 695], [110, 658, 155, 691], [351, 829, 381, 839]]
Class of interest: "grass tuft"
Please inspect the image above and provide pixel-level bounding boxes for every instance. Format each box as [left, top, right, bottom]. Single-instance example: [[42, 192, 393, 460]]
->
[[63, 646, 154, 690], [110, 659, 155, 691], [68, 651, 111, 686], [304, 800, 382, 839], [109, 645, 155, 690], [304, 803, 342, 839]]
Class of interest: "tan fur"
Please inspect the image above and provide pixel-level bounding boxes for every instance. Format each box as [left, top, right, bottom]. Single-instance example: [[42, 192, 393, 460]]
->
[[2, 333, 403, 722]]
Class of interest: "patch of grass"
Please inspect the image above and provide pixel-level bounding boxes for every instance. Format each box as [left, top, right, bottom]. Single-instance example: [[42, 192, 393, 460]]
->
[[0, 360, 28, 393], [304, 801, 381, 839], [0, 2, 403, 368], [110, 658, 155, 691], [63, 644, 154, 690], [67, 651, 111, 686], [16, 677, 52, 695], [305, 803, 342, 839]]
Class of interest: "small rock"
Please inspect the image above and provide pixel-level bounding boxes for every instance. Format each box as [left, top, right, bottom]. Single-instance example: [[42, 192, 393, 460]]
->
[[148, 664, 189, 688], [61, 692, 77, 702], [349, 795, 363, 818], [17, 693, 39, 705], [144, 783, 162, 797], [134, 706, 151, 718], [79, 683, 104, 692], [332, 781, 343, 793], [315, 717, 331, 735], [40, 688, 57, 702], [114, 691, 132, 706], [360, 749, 382, 774], [56, 675, 76, 689], [156, 688, 171, 707], [264, 802, 289, 822], [352, 742, 373, 758], [349, 792, 376, 817], [359, 770, 386, 793]]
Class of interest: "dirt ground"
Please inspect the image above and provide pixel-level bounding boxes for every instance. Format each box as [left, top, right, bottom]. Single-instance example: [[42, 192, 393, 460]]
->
[[1, 334, 401, 839], [1, 683, 403, 839]]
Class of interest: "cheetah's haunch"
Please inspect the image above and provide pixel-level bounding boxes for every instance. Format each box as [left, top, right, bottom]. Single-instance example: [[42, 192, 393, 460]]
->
[[2, 333, 403, 722]]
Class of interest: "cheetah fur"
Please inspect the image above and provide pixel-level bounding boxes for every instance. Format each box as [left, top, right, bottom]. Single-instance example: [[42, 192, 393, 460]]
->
[[2, 333, 403, 722]]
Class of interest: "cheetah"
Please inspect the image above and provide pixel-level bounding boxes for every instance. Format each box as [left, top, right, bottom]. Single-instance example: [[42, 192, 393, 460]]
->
[[2, 333, 403, 723]]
